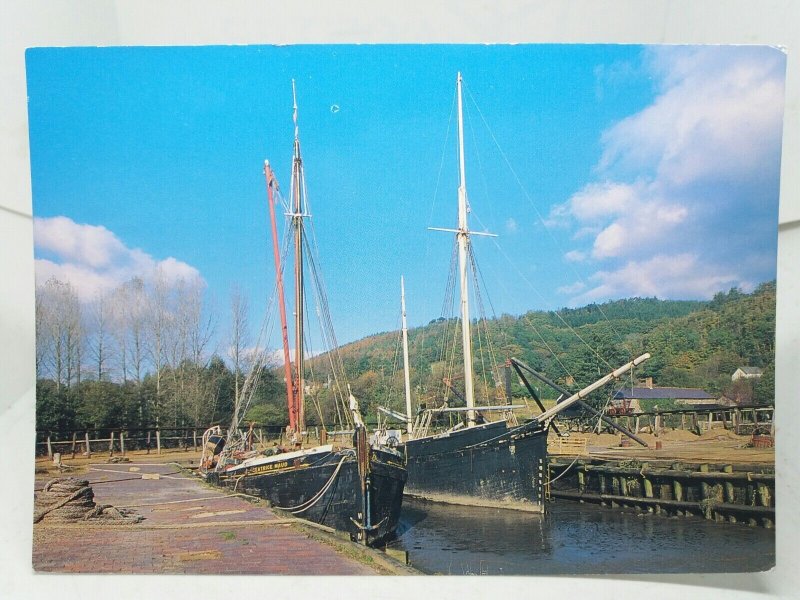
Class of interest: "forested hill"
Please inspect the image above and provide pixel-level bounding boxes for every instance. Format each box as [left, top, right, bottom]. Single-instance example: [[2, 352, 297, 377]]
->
[[326, 282, 776, 413], [35, 281, 775, 435]]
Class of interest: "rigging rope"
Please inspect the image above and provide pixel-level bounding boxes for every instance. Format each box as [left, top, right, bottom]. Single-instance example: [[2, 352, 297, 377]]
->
[[463, 82, 627, 351], [271, 453, 351, 513]]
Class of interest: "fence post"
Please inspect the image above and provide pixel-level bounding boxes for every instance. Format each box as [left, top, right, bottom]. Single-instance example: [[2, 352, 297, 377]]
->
[[46, 435, 53, 458], [109, 431, 115, 456], [85, 432, 91, 457], [193, 429, 198, 452], [120, 431, 125, 455], [146, 430, 151, 454], [156, 428, 161, 455], [71, 432, 77, 459]]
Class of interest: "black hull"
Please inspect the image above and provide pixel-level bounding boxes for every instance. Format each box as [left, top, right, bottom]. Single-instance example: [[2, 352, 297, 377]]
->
[[400, 419, 548, 512], [209, 447, 406, 546]]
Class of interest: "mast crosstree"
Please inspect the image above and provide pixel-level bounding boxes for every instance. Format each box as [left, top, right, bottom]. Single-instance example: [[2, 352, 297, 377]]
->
[[429, 72, 496, 428]]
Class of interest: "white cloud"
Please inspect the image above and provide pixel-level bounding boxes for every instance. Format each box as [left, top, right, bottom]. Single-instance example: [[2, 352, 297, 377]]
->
[[599, 46, 785, 188], [591, 198, 688, 259], [564, 250, 587, 263], [557, 281, 586, 295], [568, 181, 638, 220], [33, 216, 125, 269], [34, 216, 203, 302], [570, 254, 742, 305], [553, 47, 783, 301]]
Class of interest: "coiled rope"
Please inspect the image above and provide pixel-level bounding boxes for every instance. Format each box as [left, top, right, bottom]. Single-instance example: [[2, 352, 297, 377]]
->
[[33, 477, 142, 524]]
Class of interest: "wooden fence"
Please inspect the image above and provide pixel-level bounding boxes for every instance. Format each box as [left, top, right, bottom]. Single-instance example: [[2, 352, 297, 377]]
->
[[558, 404, 775, 436], [34, 425, 324, 458]]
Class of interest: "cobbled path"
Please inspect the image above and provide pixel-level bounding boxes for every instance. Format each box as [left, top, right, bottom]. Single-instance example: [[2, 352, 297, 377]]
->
[[32, 463, 379, 575]]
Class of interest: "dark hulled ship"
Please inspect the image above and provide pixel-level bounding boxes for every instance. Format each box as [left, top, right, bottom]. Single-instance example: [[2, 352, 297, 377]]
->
[[206, 432, 406, 545], [401, 418, 548, 511], [393, 73, 648, 513], [201, 82, 406, 546]]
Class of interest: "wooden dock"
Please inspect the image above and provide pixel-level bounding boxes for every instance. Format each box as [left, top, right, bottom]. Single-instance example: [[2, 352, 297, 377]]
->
[[549, 457, 775, 527]]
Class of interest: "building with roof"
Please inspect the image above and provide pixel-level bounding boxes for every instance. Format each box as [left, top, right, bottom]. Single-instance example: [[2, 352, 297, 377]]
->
[[732, 367, 763, 381], [610, 378, 716, 412]]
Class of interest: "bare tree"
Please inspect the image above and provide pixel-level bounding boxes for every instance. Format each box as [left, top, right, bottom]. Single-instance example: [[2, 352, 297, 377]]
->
[[228, 285, 250, 425], [124, 277, 148, 384], [177, 278, 215, 427], [87, 291, 113, 381], [38, 278, 83, 390], [145, 270, 173, 426], [35, 288, 48, 379]]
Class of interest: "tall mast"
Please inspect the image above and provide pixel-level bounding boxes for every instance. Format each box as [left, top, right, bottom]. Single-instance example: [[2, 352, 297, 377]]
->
[[456, 72, 476, 427], [401, 276, 413, 435], [291, 80, 306, 436], [264, 161, 297, 432], [428, 73, 496, 425]]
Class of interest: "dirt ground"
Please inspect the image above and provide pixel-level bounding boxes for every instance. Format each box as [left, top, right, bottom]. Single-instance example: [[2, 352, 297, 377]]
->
[[548, 428, 775, 464]]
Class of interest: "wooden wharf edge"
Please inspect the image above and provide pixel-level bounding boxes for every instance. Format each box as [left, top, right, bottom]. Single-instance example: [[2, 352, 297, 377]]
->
[[548, 459, 775, 527]]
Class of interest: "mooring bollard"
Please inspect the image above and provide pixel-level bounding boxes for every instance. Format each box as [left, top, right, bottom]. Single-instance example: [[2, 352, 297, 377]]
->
[[671, 462, 683, 503]]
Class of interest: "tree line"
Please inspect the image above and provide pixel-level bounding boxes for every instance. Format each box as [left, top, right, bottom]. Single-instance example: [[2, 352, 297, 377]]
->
[[36, 274, 776, 436], [35, 274, 286, 436]]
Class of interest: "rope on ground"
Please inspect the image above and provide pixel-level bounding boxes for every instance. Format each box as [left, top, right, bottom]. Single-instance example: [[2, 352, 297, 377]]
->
[[33, 477, 143, 524], [117, 493, 245, 509]]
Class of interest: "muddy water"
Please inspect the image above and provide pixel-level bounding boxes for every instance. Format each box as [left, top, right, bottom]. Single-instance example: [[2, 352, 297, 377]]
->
[[389, 498, 775, 575]]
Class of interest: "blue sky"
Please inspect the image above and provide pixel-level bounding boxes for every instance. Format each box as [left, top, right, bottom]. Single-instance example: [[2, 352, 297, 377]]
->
[[26, 45, 785, 349]]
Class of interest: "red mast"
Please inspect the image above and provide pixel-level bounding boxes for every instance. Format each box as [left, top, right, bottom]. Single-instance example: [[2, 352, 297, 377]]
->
[[264, 160, 298, 433]]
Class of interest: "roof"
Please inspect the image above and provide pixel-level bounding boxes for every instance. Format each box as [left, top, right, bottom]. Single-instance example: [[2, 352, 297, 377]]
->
[[614, 387, 715, 400], [736, 366, 763, 375]]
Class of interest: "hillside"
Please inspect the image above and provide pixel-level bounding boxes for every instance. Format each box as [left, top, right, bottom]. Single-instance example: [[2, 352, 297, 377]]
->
[[311, 282, 776, 417], [35, 282, 776, 434]]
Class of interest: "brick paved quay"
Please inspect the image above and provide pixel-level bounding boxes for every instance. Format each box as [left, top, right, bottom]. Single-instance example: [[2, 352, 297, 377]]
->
[[33, 462, 399, 575]]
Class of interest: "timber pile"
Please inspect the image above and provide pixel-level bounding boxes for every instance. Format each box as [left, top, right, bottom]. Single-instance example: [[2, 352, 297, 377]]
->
[[33, 477, 142, 524]]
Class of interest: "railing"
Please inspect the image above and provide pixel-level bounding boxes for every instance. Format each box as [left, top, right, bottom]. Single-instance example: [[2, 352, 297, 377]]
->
[[35, 425, 330, 458], [555, 404, 775, 436]]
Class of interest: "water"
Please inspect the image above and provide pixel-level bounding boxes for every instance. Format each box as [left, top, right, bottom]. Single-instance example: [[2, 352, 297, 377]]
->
[[389, 498, 775, 575]]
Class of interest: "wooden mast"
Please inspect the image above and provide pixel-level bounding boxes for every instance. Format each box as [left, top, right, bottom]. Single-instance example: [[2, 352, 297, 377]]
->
[[264, 161, 297, 432], [455, 72, 476, 427], [401, 276, 413, 435], [291, 80, 306, 437], [428, 73, 496, 427]]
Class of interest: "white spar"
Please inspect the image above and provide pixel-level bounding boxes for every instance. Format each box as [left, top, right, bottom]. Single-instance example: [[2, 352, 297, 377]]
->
[[536, 353, 651, 423]]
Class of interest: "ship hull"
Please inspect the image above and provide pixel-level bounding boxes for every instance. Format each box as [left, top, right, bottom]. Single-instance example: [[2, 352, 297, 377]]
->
[[208, 446, 406, 546], [400, 419, 548, 512]]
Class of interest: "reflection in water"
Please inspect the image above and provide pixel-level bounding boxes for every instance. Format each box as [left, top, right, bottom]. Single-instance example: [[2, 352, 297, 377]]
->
[[389, 498, 775, 575]]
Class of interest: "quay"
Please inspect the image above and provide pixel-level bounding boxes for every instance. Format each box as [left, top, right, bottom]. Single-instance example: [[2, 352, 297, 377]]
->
[[547, 429, 775, 527], [32, 455, 413, 575]]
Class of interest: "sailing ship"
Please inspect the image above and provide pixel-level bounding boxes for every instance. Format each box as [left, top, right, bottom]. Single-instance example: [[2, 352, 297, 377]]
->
[[391, 73, 648, 512], [200, 83, 406, 546]]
